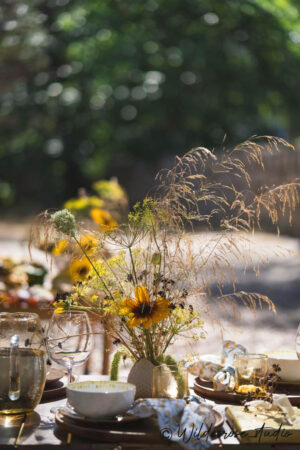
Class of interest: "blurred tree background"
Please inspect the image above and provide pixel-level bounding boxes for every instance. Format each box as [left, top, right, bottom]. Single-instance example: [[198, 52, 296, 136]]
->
[[1, 0, 300, 211]]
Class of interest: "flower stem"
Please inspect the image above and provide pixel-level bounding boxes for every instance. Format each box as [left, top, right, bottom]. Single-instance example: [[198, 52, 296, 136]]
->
[[67, 367, 73, 384], [128, 247, 138, 285], [72, 234, 114, 300], [144, 329, 155, 363]]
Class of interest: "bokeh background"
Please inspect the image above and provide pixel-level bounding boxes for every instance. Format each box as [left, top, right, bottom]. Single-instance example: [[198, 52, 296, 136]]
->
[[0, 0, 299, 373], [1, 0, 300, 214]]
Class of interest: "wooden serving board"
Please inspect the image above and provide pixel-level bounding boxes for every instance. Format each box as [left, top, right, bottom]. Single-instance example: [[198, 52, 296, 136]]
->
[[194, 377, 300, 406]]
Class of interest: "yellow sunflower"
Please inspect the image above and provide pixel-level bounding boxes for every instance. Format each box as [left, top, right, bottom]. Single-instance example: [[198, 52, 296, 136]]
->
[[52, 239, 69, 256], [119, 285, 170, 329], [90, 208, 118, 231], [80, 234, 98, 255], [69, 258, 92, 282]]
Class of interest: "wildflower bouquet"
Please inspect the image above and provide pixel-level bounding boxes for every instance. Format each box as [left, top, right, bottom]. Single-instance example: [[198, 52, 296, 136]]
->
[[31, 137, 299, 391], [34, 200, 205, 365]]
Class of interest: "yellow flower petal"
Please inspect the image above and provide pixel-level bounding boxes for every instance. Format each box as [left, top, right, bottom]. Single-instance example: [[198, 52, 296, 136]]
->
[[135, 285, 150, 305], [54, 307, 65, 315], [119, 287, 170, 329], [143, 317, 153, 329], [128, 316, 143, 328], [90, 208, 113, 224], [119, 297, 139, 316], [52, 239, 69, 256], [69, 258, 92, 282], [53, 300, 66, 308], [79, 234, 98, 254]]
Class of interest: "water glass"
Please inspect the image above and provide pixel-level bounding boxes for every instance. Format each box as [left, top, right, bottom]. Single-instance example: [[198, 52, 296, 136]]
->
[[0, 312, 46, 414], [234, 353, 268, 394], [46, 311, 93, 383]]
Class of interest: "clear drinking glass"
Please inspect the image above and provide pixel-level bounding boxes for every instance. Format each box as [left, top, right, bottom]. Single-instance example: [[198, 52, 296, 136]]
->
[[46, 311, 93, 383], [234, 353, 268, 394], [0, 312, 46, 414], [152, 364, 189, 399], [296, 323, 300, 361]]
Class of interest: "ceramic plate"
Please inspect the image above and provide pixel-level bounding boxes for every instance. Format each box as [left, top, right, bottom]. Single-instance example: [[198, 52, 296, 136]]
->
[[46, 368, 65, 385], [58, 406, 150, 425], [58, 405, 223, 433]]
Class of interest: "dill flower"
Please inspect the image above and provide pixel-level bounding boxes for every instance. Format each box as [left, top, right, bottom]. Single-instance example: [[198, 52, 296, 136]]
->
[[119, 285, 170, 329], [69, 258, 91, 282], [51, 209, 76, 235]]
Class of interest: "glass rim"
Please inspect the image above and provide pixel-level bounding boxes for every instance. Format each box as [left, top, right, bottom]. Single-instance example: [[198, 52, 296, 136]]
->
[[153, 363, 186, 371], [0, 312, 39, 321], [52, 310, 88, 315], [234, 353, 268, 360]]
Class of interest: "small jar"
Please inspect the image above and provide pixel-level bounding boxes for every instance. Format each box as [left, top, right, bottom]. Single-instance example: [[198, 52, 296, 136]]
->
[[152, 363, 189, 399]]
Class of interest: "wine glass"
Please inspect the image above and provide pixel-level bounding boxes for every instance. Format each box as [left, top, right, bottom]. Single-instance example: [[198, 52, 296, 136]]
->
[[46, 311, 94, 384], [296, 323, 300, 361]]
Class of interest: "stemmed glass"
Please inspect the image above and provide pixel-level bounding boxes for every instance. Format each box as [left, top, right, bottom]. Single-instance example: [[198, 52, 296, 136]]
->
[[46, 311, 94, 384], [296, 323, 300, 361]]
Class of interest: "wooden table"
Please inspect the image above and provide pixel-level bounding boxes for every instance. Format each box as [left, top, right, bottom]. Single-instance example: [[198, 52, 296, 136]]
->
[[0, 388, 299, 449]]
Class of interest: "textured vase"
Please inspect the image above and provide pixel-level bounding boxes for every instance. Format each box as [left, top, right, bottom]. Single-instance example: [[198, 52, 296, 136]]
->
[[127, 358, 155, 398]]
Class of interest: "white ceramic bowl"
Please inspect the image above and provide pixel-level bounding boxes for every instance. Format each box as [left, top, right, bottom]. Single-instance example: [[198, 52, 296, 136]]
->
[[266, 350, 300, 383], [66, 380, 136, 418]]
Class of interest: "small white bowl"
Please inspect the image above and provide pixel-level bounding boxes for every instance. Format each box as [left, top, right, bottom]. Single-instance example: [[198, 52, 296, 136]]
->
[[66, 380, 136, 419], [266, 350, 300, 383]]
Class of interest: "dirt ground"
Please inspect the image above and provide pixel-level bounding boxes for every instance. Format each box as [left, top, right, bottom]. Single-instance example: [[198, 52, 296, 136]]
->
[[0, 222, 299, 375]]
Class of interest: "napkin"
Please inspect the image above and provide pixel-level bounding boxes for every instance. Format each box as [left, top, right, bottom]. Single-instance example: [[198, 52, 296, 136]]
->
[[186, 340, 247, 392], [130, 396, 216, 450], [185, 354, 222, 380]]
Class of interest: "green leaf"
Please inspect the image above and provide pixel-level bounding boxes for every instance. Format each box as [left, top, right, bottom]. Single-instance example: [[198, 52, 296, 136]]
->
[[151, 252, 161, 266]]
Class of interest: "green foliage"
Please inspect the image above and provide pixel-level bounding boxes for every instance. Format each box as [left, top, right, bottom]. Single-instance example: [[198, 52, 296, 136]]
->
[[110, 351, 122, 381], [1, 0, 300, 208]]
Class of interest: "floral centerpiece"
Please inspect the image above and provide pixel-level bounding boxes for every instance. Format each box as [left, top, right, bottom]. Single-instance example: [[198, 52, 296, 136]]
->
[[30, 137, 299, 397]]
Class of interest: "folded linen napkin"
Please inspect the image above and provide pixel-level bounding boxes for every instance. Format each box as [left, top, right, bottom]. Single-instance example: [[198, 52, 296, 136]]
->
[[186, 340, 247, 392], [130, 396, 216, 450]]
